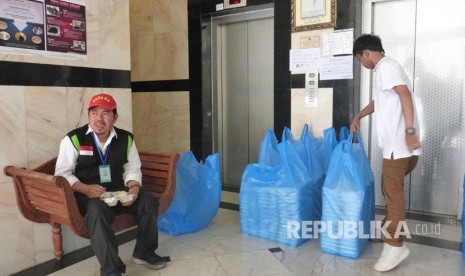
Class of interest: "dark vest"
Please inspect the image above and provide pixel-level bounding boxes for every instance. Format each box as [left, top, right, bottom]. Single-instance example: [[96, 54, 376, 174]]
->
[[67, 125, 133, 191]]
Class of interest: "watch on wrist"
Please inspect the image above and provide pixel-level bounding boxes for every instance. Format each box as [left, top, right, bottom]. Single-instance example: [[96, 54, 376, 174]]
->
[[405, 127, 416, 135]]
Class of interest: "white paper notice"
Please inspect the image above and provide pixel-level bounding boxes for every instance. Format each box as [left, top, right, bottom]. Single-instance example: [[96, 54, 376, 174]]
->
[[322, 29, 354, 57], [301, 0, 326, 18], [319, 56, 353, 80], [289, 48, 320, 72]]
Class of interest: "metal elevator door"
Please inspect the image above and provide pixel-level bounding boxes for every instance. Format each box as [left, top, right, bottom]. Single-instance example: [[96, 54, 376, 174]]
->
[[212, 9, 274, 187], [360, 0, 465, 217]]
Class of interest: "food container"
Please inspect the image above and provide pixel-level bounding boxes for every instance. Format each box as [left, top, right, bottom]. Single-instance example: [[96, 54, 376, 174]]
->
[[100, 191, 135, 206], [119, 194, 135, 204], [101, 193, 118, 206]]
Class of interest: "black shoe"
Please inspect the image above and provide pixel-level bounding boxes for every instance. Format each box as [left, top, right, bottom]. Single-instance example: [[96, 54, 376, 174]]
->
[[132, 253, 167, 270], [105, 271, 122, 276]]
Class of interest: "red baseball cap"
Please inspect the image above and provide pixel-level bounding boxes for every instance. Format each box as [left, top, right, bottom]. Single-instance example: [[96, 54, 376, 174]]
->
[[88, 93, 117, 110]]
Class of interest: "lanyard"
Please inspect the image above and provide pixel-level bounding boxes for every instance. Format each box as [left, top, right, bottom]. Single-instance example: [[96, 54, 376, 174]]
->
[[92, 132, 111, 165]]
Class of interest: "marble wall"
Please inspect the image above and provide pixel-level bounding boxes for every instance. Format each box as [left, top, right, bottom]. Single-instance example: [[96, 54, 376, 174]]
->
[[0, 0, 132, 274], [130, 0, 190, 154], [132, 91, 190, 153], [130, 0, 188, 81]]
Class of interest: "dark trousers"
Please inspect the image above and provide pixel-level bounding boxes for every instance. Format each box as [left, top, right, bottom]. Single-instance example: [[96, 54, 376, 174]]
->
[[75, 190, 159, 275]]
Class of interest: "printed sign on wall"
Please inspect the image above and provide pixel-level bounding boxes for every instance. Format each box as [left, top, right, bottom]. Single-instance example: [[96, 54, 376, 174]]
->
[[0, 0, 45, 51], [0, 0, 86, 59], [45, 0, 86, 55]]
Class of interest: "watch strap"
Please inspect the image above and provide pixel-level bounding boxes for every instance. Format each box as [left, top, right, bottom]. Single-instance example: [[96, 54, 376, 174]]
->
[[405, 127, 416, 135]]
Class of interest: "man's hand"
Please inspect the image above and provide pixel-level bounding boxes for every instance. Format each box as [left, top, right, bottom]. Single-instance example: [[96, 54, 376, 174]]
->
[[122, 182, 140, 206], [72, 182, 106, 198], [85, 184, 106, 198], [406, 134, 420, 151], [350, 116, 361, 133], [350, 101, 374, 133]]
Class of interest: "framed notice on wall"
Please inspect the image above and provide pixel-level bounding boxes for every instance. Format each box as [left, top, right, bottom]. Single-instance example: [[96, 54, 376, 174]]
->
[[45, 0, 87, 56], [291, 0, 336, 32], [0, 0, 87, 59], [0, 0, 46, 51]]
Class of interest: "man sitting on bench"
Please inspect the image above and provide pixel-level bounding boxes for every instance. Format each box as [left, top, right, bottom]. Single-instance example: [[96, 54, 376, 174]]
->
[[55, 93, 166, 276]]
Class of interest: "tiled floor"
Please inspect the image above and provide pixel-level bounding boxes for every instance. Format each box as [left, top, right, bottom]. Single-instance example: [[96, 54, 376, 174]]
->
[[36, 207, 463, 276]]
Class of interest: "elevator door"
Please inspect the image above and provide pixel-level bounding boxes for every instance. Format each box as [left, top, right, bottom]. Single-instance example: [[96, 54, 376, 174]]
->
[[213, 10, 274, 187], [361, 0, 465, 216]]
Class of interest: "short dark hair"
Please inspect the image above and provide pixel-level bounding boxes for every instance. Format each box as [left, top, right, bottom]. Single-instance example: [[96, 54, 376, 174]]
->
[[353, 34, 385, 56], [88, 108, 118, 116]]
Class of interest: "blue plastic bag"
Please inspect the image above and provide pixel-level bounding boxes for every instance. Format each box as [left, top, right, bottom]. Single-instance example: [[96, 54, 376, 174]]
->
[[320, 133, 375, 259], [158, 151, 221, 235], [339, 126, 350, 142], [282, 127, 308, 175], [258, 129, 281, 168], [241, 127, 321, 247], [321, 127, 338, 172], [241, 139, 313, 247], [282, 126, 325, 222], [301, 124, 325, 221]]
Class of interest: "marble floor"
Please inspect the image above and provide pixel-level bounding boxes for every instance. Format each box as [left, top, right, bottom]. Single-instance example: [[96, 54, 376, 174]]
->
[[7, 191, 465, 276]]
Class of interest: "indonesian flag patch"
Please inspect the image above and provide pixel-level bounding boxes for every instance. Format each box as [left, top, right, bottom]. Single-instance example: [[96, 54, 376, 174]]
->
[[79, 146, 93, 156]]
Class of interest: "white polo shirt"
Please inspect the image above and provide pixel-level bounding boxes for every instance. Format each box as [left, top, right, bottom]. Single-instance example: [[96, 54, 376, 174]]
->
[[373, 56, 422, 159]]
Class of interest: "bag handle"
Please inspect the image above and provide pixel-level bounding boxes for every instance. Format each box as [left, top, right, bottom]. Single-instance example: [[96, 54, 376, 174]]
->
[[348, 132, 363, 144], [345, 132, 370, 159], [282, 127, 295, 142], [301, 124, 309, 139], [345, 132, 364, 151]]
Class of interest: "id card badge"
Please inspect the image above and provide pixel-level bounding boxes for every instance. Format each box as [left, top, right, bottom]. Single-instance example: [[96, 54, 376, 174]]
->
[[99, 165, 112, 183]]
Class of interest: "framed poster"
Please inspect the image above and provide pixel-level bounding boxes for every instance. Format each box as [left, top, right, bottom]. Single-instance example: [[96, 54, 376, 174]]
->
[[0, 0, 87, 59], [45, 0, 87, 55], [0, 0, 45, 51], [291, 0, 336, 32]]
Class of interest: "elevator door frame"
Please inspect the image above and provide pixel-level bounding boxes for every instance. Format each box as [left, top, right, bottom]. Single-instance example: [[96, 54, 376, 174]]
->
[[210, 6, 274, 187]]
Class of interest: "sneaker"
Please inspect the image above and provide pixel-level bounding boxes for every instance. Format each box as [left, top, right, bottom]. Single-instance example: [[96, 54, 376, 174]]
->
[[373, 243, 410, 272], [132, 253, 167, 270]]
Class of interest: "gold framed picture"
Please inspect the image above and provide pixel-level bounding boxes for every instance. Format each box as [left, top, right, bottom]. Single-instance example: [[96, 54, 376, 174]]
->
[[291, 0, 336, 32]]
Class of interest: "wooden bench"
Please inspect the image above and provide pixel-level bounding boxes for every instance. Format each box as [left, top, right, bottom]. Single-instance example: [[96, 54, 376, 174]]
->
[[3, 151, 179, 260]]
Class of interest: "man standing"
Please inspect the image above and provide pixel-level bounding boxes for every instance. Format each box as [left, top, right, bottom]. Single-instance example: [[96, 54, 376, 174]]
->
[[55, 93, 166, 276], [350, 34, 422, 272]]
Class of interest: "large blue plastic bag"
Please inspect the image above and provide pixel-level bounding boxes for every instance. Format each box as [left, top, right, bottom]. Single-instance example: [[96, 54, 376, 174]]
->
[[339, 126, 350, 142], [282, 126, 325, 222], [258, 129, 281, 168], [281, 127, 308, 175], [300, 124, 325, 221], [278, 131, 312, 191], [240, 129, 315, 247], [320, 133, 375, 259], [315, 127, 338, 172], [240, 126, 327, 247], [158, 151, 221, 235]]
